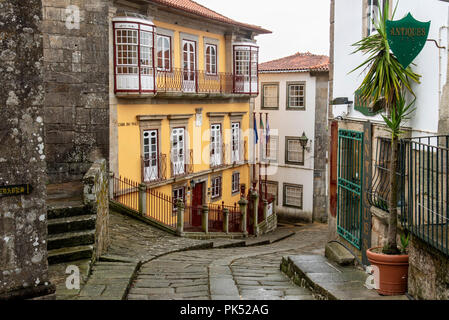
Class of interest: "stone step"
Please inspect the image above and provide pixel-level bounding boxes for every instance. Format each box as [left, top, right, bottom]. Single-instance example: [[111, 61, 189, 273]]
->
[[47, 204, 89, 220], [47, 230, 95, 251], [48, 245, 94, 265], [48, 214, 96, 235]]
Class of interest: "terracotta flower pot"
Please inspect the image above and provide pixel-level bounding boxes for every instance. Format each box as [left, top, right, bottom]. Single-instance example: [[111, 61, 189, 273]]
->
[[366, 247, 409, 296]]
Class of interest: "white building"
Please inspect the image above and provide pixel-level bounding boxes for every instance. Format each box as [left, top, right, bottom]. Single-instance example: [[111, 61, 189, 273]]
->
[[254, 52, 329, 222]]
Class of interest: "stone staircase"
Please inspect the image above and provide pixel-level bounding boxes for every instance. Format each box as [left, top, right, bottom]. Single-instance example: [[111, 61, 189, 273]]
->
[[46, 181, 96, 265]]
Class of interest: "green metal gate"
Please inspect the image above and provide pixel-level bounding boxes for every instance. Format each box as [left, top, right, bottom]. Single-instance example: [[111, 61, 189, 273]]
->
[[337, 129, 364, 249]]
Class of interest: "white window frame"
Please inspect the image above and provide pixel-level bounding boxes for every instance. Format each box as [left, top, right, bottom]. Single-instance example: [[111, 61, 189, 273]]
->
[[171, 128, 185, 176], [157, 34, 171, 71], [287, 82, 306, 109], [231, 122, 241, 163], [231, 172, 240, 194], [286, 137, 304, 165], [205, 44, 217, 75], [262, 135, 278, 163], [284, 183, 303, 209], [210, 124, 222, 167], [172, 186, 185, 212], [367, 0, 384, 36], [211, 176, 222, 199], [143, 129, 159, 182]]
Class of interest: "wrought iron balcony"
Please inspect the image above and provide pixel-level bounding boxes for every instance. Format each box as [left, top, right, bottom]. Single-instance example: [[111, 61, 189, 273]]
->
[[170, 149, 193, 179], [141, 154, 167, 184]]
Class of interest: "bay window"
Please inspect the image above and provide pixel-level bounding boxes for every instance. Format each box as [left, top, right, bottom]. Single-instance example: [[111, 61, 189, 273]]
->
[[113, 16, 156, 94], [233, 42, 259, 94]]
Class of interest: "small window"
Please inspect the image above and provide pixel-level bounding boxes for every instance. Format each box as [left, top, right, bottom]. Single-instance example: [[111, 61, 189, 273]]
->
[[262, 84, 279, 109], [157, 35, 171, 71], [211, 176, 222, 199], [206, 44, 217, 75], [287, 82, 306, 109], [285, 137, 304, 165], [283, 183, 303, 209], [365, 0, 385, 36], [262, 135, 278, 162], [172, 186, 185, 212], [231, 172, 240, 194], [231, 122, 241, 163], [262, 181, 279, 205], [210, 124, 222, 167]]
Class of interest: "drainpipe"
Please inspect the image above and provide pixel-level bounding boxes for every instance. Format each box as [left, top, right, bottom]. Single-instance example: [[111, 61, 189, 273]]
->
[[438, 26, 449, 102]]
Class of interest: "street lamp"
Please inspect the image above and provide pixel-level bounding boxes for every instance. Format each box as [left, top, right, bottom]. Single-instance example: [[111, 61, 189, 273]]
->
[[299, 132, 309, 149]]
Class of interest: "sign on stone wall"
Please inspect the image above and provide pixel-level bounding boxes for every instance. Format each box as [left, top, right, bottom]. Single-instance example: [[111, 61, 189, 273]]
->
[[386, 13, 431, 69], [0, 184, 32, 197]]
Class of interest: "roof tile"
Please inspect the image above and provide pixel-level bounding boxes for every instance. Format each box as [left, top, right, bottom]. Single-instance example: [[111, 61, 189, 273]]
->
[[149, 0, 271, 34], [259, 52, 329, 72]]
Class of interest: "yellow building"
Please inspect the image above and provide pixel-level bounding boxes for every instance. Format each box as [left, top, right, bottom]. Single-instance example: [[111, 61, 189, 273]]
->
[[109, 0, 270, 225]]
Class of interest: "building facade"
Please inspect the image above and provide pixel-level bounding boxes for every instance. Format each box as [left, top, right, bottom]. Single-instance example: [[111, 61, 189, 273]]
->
[[329, 0, 449, 299], [108, 0, 270, 212], [255, 53, 329, 223]]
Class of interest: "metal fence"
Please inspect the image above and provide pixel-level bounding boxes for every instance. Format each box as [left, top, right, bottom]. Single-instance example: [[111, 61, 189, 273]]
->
[[156, 68, 238, 94], [367, 137, 407, 212], [403, 135, 449, 256], [111, 176, 139, 212]]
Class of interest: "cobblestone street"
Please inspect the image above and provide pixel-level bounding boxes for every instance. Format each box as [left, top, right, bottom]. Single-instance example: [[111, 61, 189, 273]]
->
[[127, 219, 327, 300]]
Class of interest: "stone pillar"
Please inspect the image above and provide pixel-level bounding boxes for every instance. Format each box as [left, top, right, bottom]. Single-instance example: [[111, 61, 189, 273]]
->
[[223, 208, 229, 234], [263, 199, 268, 222], [176, 200, 184, 236], [0, 0, 55, 300], [138, 184, 147, 216], [251, 191, 260, 236], [238, 198, 248, 237], [202, 205, 209, 234]]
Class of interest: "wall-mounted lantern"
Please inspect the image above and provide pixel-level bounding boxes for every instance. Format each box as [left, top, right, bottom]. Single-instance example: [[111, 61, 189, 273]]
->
[[299, 132, 309, 149]]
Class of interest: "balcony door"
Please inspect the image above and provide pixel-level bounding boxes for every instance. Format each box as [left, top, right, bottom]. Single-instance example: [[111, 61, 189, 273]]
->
[[211, 124, 222, 167], [143, 130, 158, 182], [231, 122, 240, 163], [171, 128, 185, 176], [182, 40, 196, 92]]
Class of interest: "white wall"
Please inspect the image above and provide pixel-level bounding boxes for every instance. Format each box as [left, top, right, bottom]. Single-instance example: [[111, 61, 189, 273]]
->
[[255, 72, 317, 215], [333, 0, 449, 135]]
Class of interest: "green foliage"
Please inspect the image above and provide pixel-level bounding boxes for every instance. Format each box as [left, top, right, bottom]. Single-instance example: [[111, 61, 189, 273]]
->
[[400, 232, 410, 254], [351, 0, 421, 109]]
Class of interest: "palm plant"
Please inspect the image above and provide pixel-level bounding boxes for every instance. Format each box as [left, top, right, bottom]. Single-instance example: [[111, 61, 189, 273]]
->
[[351, 0, 421, 254]]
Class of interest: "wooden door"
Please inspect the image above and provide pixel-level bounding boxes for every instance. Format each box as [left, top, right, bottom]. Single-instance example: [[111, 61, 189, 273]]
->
[[192, 182, 203, 226]]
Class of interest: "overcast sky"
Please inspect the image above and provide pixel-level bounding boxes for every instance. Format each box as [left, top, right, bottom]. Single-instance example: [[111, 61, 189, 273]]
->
[[194, 0, 331, 63]]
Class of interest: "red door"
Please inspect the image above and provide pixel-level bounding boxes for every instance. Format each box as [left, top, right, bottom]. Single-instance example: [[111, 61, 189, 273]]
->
[[192, 182, 203, 226]]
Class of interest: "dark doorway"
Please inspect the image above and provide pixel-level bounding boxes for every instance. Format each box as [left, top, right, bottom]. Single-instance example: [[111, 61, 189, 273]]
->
[[192, 182, 204, 226]]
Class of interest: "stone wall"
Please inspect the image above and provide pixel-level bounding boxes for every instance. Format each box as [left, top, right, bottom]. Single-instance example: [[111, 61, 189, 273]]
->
[[42, 0, 110, 183], [0, 0, 54, 299], [83, 158, 110, 261], [408, 235, 449, 300], [313, 73, 329, 223]]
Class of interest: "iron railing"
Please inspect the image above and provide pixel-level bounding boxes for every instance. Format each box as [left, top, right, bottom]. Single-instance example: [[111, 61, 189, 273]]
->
[[367, 137, 406, 212], [111, 175, 243, 234], [211, 143, 227, 169], [111, 176, 139, 212], [403, 135, 449, 256], [141, 154, 167, 183], [170, 149, 193, 178], [156, 68, 245, 94]]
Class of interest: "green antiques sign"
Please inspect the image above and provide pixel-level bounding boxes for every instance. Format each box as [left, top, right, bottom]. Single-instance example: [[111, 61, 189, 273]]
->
[[354, 89, 385, 116], [386, 13, 431, 69], [0, 184, 33, 197]]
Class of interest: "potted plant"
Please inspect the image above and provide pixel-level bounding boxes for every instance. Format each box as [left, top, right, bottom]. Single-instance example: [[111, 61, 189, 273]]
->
[[351, 1, 420, 295]]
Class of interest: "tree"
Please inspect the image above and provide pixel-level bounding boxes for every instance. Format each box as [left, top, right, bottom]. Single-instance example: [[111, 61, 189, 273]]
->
[[351, 0, 420, 254]]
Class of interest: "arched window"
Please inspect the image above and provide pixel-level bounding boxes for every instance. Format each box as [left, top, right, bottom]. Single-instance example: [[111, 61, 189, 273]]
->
[[206, 44, 217, 75], [113, 16, 156, 95], [157, 35, 171, 71], [233, 42, 259, 94]]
